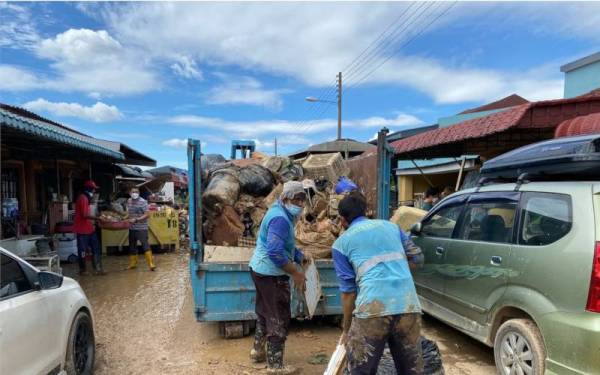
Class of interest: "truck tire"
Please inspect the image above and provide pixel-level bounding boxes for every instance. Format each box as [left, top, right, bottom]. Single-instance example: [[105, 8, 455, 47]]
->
[[494, 319, 546, 375], [64, 311, 95, 375]]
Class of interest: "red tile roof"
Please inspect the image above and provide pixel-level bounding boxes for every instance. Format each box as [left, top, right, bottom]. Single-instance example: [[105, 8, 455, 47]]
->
[[392, 104, 531, 154], [458, 94, 529, 115], [555, 112, 600, 138]]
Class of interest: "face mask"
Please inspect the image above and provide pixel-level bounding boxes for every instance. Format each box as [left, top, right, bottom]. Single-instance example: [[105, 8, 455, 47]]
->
[[131, 193, 140, 200], [285, 204, 303, 217]]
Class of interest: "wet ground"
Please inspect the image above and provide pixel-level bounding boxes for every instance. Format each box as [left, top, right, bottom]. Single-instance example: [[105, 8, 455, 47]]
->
[[65, 251, 496, 374]]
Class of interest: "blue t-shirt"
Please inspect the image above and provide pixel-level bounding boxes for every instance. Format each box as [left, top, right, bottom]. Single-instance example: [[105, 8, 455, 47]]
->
[[332, 217, 422, 318]]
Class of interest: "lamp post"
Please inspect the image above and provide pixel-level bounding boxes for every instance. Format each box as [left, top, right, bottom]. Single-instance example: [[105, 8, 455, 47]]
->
[[306, 72, 342, 140]]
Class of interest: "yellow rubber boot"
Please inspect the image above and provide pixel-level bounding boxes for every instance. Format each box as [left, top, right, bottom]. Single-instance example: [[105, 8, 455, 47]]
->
[[144, 250, 156, 271], [126, 255, 138, 270]]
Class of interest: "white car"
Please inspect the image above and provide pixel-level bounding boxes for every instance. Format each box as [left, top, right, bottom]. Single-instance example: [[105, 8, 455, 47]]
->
[[0, 248, 95, 374]]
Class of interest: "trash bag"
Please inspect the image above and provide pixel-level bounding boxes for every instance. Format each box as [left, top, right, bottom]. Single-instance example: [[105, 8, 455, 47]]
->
[[203, 168, 240, 209], [238, 164, 275, 196], [201, 154, 227, 171], [335, 176, 358, 194], [280, 163, 304, 182], [375, 337, 444, 375], [204, 205, 244, 246]]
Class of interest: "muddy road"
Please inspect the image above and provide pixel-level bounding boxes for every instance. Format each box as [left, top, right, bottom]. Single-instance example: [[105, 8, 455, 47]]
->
[[64, 251, 496, 374]]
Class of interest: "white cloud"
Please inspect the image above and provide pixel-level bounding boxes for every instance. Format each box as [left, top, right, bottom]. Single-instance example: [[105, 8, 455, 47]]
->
[[162, 138, 188, 148], [366, 57, 564, 104], [206, 74, 290, 110], [0, 28, 158, 95], [0, 3, 40, 49], [168, 112, 422, 139], [23, 98, 124, 123], [162, 138, 207, 149], [171, 55, 203, 80]]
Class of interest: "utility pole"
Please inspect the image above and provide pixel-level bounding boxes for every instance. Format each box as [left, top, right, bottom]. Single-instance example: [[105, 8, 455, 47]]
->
[[337, 71, 342, 140], [274, 137, 278, 156]]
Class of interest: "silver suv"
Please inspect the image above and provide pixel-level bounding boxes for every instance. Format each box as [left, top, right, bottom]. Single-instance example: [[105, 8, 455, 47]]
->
[[411, 181, 600, 375]]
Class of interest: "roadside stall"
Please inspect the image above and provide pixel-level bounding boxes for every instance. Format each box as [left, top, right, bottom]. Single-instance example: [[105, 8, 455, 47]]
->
[[100, 176, 180, 254]]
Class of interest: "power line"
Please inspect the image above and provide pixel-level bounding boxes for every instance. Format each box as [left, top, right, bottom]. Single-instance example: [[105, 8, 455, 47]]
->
[[344, 1, 437, 87], [343, 2, 428, 83], [347, 1, 456, 90]]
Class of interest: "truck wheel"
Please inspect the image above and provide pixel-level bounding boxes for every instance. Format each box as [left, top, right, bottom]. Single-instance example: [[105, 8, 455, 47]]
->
[[68, 255, 78, 264], [65, 311, 95, 375], [494, 319, 546, 375]]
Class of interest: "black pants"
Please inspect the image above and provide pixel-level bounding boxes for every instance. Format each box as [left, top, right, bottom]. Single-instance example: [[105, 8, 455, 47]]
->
[[250, 270, 291, 344], [129, 229, 149, 255], [346, 313, 423, 375]]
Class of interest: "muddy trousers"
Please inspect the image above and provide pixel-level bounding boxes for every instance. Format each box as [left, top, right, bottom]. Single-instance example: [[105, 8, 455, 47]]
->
[[76, 233, 102, 272], [250, 270, 291, 344], [346, 313, 423, 375]]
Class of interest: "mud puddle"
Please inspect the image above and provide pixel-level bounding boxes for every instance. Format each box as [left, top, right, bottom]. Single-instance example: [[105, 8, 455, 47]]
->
[[65, 251, 494, 374]]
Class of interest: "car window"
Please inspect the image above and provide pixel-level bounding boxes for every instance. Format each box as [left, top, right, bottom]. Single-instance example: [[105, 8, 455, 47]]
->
[[519, 192, 572, 246], [459, 201, 517, 243], [422, 204, 464, 238], [0, 254, 33, 299]]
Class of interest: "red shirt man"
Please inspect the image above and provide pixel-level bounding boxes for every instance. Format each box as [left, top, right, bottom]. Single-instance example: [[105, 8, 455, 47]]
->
[[74, 180, 104, 275], [74, 189, 95, 235]]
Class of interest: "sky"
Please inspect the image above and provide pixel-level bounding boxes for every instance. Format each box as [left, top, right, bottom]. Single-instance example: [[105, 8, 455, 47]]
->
[[1, 1, 600, 169]]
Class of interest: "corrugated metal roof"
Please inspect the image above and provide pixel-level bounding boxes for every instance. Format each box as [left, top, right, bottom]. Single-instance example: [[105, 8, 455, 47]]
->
[[392, 104, 531, 155], [555, 113, 600, 138], [1, 107, 124, 160]]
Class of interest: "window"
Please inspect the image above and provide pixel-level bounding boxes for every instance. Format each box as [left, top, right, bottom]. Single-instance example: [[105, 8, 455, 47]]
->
[[459, 201, 517, 243], [0, 254, 32, 299], [422, 204, 464, 238], [519, 192, 572, 246]]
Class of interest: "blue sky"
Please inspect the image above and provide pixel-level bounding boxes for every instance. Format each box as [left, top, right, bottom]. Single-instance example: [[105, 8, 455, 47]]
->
[[1, 2, 600, 168]]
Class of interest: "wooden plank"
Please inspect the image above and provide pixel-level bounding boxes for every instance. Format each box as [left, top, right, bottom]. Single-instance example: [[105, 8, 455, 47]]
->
[[204, 245, 254, 263], [323, 340, 347, 375]]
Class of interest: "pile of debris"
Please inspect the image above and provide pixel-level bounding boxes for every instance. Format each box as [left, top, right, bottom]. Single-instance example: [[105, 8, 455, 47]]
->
[[202, 152, 348, 258]]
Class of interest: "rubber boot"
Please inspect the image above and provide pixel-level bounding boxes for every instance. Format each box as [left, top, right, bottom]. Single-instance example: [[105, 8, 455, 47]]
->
[[126, 255, 138, 270], [266, 341, 298, 375], [144, 250, 156, 271], [92, 253, 106, 276], [250, 326, 267, 363]]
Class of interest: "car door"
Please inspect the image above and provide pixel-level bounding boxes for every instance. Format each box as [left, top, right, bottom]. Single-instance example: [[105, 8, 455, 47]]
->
[[442, 192, 519, 331], [0, 252, 56, 375], [412, 194, 467, 307]]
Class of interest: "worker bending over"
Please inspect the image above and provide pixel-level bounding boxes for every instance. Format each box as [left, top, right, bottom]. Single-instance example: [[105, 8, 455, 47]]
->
[[126, 187, 156, 271], [248, 181, 309, 375], [333, 191, 425, 374]]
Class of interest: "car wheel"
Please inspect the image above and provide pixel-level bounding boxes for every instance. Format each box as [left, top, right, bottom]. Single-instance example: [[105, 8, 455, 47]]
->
[[494, 319, 546, 375], [65, 311, 95, 375], [68, 255, 78, 264]]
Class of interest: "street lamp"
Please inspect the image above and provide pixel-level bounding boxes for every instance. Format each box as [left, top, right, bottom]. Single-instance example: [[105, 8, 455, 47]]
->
[[305, 72, 342, 140]]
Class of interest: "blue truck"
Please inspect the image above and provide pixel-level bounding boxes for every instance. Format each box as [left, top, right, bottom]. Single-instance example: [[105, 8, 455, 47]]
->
[[186, 133, 393, 337]]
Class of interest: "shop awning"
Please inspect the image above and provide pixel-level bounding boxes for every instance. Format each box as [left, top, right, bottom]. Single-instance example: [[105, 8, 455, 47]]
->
[[555, 112, 600, 138], [1, 105, 124, 160]]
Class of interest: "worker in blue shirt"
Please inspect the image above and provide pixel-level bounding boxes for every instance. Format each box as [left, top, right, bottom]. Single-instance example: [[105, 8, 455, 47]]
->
[[249, 181, 309, 375], [332, 191, 425, 375]]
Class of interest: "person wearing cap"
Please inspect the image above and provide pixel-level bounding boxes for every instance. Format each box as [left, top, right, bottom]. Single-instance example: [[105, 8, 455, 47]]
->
[[125, 187, 156, 271], [332, 191, 424, 374], [248, 181, 309, 375], [74, 180, 105, 275]]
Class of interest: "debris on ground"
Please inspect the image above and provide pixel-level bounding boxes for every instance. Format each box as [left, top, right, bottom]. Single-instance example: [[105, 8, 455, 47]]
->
[[307, 352, 330, 365]]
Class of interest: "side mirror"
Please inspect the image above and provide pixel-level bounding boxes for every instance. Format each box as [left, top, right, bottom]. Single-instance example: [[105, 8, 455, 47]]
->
[[410, 222, 422, 235], [38, 271, 63, 290]]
